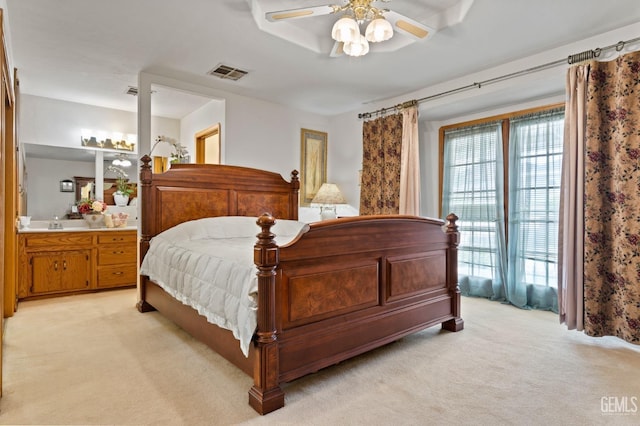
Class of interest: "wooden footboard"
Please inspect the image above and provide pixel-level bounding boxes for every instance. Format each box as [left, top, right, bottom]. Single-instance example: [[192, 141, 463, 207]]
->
[[249, 213, 463, 413]]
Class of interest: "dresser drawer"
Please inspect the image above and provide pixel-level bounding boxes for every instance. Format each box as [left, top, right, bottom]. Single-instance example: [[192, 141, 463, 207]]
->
[[97, 265, 137, 288], [98, 245, 137, 265], [97, 232, 137, 244], [23, 233, 93, 248]]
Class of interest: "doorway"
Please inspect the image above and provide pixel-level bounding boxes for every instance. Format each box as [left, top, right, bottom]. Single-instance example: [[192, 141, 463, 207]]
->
[[195, 123, 221, 164]]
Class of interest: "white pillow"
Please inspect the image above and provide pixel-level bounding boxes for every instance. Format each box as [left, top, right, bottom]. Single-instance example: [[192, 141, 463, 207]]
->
[[156, 216, 307, 245]]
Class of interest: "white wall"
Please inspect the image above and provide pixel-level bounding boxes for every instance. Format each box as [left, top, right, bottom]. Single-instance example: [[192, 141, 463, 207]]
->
[[327, 112, 362, 210], [20, 95, 179, 217], [21, 94, 180, 151], [222, 93, 328, 178], [138, 72, 330, 189], [25, 158, 94, 220], [179, 99, 225, 162], [20, 95, 137, 149], [19, 22, 640, 221], [150, 116, 180, 158]]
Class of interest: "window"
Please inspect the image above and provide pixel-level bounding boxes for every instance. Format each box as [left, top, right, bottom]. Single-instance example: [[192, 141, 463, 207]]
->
[[442, 122, 504, 281], [508, 111, 564, 288], [440, 105, 564, 310]]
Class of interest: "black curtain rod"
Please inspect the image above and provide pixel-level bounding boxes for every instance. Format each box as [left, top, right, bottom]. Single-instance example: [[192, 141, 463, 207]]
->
[[357, 35, 640, 119]]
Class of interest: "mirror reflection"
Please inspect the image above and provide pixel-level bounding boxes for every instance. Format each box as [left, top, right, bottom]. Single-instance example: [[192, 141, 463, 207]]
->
[[21, 84, 225, 221], [22, 143, 138, 220]]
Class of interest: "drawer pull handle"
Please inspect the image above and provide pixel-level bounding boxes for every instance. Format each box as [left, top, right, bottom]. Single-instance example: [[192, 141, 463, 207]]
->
[[63, 260, 67, 270], [112, 251, 125, 254], [54, 261, 58, 271], [113, 271, 124, 275]]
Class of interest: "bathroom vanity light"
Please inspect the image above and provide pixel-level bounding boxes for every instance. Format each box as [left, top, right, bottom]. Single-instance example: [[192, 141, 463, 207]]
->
[[81, 129, 137, 152]]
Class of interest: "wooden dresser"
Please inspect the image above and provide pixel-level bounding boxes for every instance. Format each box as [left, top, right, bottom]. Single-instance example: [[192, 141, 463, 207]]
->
[[17, 229, 137, 300]]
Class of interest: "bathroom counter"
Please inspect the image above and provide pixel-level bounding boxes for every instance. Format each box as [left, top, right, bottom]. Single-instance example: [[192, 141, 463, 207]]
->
[[17, 219, 138, 233], [17, 227, 138, 300]]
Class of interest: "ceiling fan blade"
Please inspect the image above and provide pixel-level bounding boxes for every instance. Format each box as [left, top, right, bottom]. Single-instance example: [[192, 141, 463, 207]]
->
[[384, 10, 435, 40], [265, 4, 335, 22], [329, 41, 344, 58]]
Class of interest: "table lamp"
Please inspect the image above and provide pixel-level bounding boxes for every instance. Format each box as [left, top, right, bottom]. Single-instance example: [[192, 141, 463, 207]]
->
[[311, 183, 346, 220]]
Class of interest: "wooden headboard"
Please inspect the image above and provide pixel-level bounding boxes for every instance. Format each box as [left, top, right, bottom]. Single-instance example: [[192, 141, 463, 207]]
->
[[139, 155, 299, 259]]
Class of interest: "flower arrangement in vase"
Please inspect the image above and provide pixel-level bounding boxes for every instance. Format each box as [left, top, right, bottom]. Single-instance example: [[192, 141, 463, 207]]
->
[[107, 165, 134, 206], [77, 198, 107, 215], [77, 198, 108, 228], [154, 135, 189, 164]]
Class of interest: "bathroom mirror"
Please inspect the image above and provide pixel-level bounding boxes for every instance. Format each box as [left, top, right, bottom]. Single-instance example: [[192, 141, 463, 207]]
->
[[22, 143, 138, 220]]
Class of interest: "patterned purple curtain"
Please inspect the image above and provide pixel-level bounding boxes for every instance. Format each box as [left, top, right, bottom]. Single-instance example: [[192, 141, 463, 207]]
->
[[584, 51, 640, 343], [360, 113, 403, 215]]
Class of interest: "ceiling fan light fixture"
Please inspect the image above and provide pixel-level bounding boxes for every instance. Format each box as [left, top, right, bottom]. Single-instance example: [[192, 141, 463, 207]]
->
[[331, 15, 360, 43], [343, 34, 369, 57], [263, 0, 434, 58], [365, 17, 393, 42]]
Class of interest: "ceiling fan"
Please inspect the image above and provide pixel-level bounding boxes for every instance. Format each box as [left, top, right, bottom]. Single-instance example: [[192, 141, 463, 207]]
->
[[264, 0, 434, 57]]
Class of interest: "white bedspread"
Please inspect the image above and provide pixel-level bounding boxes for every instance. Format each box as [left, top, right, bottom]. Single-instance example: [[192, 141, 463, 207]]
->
[[139, 216, 307, 356]]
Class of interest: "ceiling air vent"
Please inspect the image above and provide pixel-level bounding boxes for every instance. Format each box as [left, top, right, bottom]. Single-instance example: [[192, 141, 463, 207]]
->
[[207, 64, 248, 81], [125, 86, 156, 96]]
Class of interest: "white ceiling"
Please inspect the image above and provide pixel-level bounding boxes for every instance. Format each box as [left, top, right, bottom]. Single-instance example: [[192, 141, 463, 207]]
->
[[5, 0, 640, 119]]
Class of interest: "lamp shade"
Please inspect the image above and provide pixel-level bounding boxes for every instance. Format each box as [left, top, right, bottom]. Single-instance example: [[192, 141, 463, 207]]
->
[[365, 17, 393, 42], [343, 33, 370, 57], [331, 16, 359, 43], [311, 183, 347, 204]]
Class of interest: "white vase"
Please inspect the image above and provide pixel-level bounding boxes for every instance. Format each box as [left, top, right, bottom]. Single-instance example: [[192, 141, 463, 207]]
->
[[113, 192, 129, 207], [19, 216, 31, 229]]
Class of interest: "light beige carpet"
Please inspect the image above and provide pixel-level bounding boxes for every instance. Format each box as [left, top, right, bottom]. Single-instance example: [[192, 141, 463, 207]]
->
[[1, 288, 639, 425]]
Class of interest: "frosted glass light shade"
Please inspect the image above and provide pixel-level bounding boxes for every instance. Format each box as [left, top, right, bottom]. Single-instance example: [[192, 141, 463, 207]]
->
[[112, 158, 132, 167], [365, 17, 393, 42], [331, 16, 359, 43], [343, 34, 370, 57]]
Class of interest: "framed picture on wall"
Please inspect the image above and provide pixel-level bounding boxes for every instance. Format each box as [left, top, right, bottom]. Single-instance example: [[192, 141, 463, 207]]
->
[[59, 179, 74, 192], [300, 128, 327, 206]]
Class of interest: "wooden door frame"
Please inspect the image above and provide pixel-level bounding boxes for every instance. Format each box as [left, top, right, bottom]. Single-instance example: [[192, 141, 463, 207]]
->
[[195, 123, 221, 164], [0, 7, 17, 397]]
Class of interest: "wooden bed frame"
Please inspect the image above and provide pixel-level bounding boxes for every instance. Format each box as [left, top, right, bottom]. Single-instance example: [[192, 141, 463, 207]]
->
[[136, 155, 463, 414]]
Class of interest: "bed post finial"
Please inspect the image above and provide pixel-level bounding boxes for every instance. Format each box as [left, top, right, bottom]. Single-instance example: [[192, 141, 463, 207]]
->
[[290, 170, 300, 187], [139, 154, 153, 255], [250, 213, 285, 414], [290, 170, 300, 220], [443, 212, 464, 332], [445, 213, 458, 236], [140, 155, 152, 180], [137, 154, 156, 313]]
